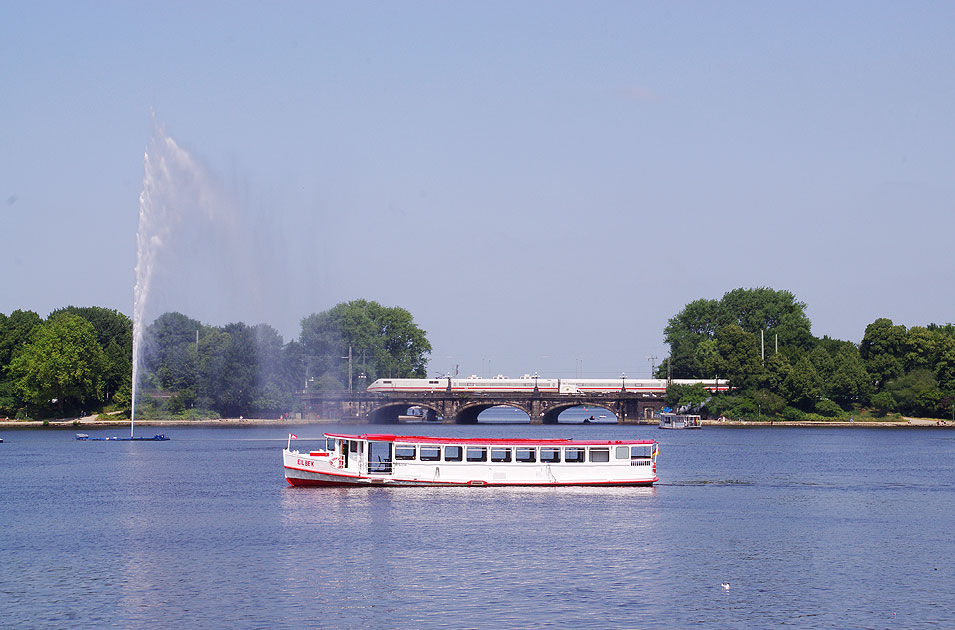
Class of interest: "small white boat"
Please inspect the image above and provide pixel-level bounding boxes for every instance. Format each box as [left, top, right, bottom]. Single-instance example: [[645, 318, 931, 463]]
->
[[658, 413, 702, 429], [284, 432, 659, 487]]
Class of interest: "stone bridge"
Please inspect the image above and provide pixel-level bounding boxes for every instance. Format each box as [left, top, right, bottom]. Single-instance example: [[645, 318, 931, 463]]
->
[[301, 391, 664, 424]]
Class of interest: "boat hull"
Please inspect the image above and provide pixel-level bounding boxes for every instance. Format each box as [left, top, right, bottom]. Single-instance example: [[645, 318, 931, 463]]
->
[[285, 468, 657, 487]]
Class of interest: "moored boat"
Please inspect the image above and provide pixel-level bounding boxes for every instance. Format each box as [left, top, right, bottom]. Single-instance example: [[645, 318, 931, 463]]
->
[[658, 413, 702, 429], [75, 433, 169, 441], [284, 432, 658, 487]]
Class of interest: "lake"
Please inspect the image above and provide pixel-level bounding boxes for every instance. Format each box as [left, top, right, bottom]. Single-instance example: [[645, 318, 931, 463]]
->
[[1, 423, 953, 629]]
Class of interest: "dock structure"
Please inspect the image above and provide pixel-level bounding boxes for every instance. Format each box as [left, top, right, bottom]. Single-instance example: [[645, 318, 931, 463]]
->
[[300, 390, 664, 424]]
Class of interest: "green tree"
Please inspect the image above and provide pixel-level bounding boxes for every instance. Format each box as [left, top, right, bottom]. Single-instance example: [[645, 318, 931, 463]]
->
[[860, 318, 906, 390], [663, 288, 812, 378], [250, 323, 295, 416], [713, 325, 763, 390], [49, 306, 131, 350], [50, 307, 133, 404], [663, 298, 719, 377], [716, 287, 814, 351], [903, 326, 940, 372], [0, 310, 43, 368], [885, 369, 942, 417], [828, 345, 872, 406], [695, 339, 720, 378], [664, 382, 709, 410], [934, 336, 955, 392], [753, 389, 786, 418], [144, 312, 203, 392], [300, 300, 431, 389], [196, 324, 257, 418], [808, 346, 835, 393], [763, 352, 792, 393], [0, 310, 43, 415], [870, 391, 897, 416], [815, 399, 844, 417], [8, 314, 106, 415], [783, 355, 822, 410]]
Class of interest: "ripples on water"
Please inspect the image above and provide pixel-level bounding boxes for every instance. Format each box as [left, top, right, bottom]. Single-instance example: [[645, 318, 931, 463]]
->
[[1, 424, 954, 629]]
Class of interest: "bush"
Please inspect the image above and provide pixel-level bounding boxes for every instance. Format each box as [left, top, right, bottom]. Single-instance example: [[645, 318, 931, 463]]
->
[[870, 391, 897, 417], [815, 399, 844, 418], [782, 406, 805, 421], [754, 389, 786, 417], [728, 396, 758, 419]]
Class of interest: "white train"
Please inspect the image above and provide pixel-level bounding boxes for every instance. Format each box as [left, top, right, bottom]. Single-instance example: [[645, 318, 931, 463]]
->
[[367, 375, 727, 394]]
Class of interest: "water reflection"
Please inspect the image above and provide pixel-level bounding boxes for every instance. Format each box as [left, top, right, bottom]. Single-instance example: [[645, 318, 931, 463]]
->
[[278, 482, 664, 627]]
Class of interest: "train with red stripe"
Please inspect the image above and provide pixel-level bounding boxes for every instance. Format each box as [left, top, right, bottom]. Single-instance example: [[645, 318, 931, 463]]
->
[[367, 376, 727, 394]]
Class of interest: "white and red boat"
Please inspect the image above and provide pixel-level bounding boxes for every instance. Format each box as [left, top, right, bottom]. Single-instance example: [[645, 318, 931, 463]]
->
[[284, 432, 659, 487]]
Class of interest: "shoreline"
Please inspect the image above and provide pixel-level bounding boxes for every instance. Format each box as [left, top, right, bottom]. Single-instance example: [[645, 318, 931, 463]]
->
[[700, 417, 952, 428], [1, 416, 951, 429]]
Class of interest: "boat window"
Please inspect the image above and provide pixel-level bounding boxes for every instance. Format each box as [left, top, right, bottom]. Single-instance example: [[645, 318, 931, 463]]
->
[[515, 447, 536, 463], [326, 438, 337, 452], [349, 440, 358, 453], [444, 445, 463, 461], [589, 448, 610, 463], [565, 447, 585, 463], [540, 447, 560, 463], [490, 447, 511, 463], [631, 445, 651, 459], [466, 447, 487, 462], [420, 445, 441, 461], [615, 446, 629, 459], [395, 444, 416, 460]]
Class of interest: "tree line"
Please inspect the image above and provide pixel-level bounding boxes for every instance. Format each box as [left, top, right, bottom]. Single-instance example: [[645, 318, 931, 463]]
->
[[662, 288, 955, 420], [3, 289, 951, 421], [0, 300, 430, 420]]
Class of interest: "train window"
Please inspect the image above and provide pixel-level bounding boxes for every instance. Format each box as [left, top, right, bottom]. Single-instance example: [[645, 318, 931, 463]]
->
[[466, 447, 487, 462], [420, 446, 440, 461], [429, 380, 439, 384], [589, 448, 610, 463], [394, 445, 416, 460], [540, 447, 560, 463], [615, 446, 629, 459], [444, 446, 463, 462], [490, 447, 511, 463], [515, 447, 536, 463], [565, 447, 585, 463], [382, 380, 392, 384]]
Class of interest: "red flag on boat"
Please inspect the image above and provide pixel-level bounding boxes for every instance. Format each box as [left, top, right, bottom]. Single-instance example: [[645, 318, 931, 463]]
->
[[290, 433, 298, 439]]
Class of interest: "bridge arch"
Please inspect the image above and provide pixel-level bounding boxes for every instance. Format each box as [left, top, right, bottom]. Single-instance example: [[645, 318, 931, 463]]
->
[[454, 402, 532, 424], [367, 402, 442, 424], [541, 401, 619, 424]]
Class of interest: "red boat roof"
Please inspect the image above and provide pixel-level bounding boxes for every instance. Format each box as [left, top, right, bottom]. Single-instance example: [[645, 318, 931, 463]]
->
[[324, 433, 655, 446]]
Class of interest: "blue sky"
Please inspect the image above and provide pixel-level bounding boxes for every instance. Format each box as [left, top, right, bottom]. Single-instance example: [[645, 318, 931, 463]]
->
[[3, 1, 953, 378]]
